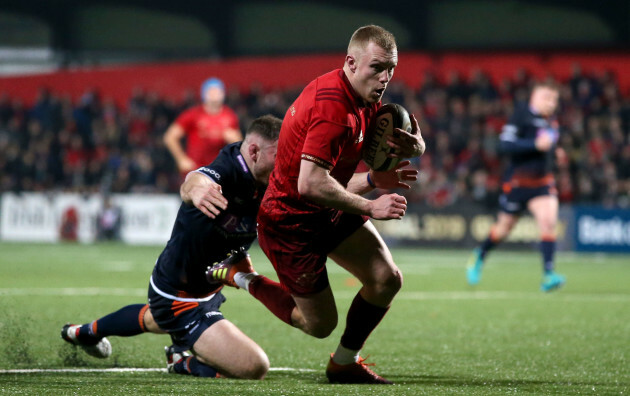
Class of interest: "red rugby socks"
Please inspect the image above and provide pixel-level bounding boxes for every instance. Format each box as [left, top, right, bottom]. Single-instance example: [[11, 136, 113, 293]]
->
[[248, 276, 296, 325], [339, 293, 389, 351]]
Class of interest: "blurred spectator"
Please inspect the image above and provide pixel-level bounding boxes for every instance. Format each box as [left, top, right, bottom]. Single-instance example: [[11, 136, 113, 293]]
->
[[1, 63, 629, 208], [59, 206, 79, 241], [97, 197, 122, 241]]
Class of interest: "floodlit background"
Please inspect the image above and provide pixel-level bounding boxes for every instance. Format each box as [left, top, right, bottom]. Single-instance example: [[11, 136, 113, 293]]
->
[[1, 0, 629, 250], [0, 2, 629, 394]]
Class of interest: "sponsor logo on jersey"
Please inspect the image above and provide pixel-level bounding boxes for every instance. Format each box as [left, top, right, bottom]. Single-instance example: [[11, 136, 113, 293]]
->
[[237, 154, 249, 173], [355, 129, 363, 144], [199, 167, 221, 181], [219, 214, 256, 234], [187, 323, 200, 335], [500, 124, 518, 142]]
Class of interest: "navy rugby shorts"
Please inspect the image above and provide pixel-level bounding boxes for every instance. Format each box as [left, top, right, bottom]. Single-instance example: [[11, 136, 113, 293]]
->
[[499, 184, 557, 215], [148, 282, 226, 353]]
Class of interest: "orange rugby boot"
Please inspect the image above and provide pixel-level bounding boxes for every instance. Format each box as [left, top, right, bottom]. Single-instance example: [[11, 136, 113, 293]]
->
[[206, 247, 255, 289], [325, 354, 393, 384]]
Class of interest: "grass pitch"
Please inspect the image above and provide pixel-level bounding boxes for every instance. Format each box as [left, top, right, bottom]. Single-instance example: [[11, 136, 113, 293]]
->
[[0, 242, 628, 395]]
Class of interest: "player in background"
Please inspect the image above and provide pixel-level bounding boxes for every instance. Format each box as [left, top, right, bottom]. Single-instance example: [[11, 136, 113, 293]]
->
[[466, 82, 566, 292], [208, 25, 424, 384], [164, 77, 242, 175], [61, 115, 282, 379]]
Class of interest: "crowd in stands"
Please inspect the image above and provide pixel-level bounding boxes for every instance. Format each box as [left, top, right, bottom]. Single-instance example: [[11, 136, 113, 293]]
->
[[1, 64, 629, 209]]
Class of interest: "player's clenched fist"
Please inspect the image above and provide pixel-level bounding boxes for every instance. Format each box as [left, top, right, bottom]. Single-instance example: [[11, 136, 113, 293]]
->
[[368, 193, 407, 220]]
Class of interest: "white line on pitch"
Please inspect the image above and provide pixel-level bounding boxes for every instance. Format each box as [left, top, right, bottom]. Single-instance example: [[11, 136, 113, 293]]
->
[[335, 290, 630, 303], [0, 367, 317, 374], [1, 288, 628, 303], [0, 287, 146, 297]]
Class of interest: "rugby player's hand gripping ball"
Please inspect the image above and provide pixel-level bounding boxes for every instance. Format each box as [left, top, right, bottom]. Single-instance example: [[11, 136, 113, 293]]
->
[[362, 103, 412, 171]]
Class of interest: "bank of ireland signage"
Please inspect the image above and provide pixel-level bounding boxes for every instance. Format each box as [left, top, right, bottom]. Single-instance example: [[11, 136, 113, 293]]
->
[[574, 206, 630, 252]]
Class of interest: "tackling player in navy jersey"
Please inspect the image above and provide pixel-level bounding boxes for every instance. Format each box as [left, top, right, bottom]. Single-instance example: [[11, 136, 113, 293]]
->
[[61, 115, 282, 379], [467, 82, 566, 292]]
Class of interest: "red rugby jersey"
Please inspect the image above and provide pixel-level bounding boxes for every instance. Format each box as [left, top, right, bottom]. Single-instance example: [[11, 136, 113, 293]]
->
[[175, 105, 239, 167], [259, 69, 379, 231]]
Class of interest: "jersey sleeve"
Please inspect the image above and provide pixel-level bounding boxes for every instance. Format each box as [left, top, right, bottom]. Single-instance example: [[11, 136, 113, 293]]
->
[[192, 155, 233, 186], [499, 110, 537, 154], [301, 97, 353, 169]]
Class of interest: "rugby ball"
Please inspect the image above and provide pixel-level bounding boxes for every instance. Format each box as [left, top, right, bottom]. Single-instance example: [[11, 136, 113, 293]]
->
[[362, 103, 412, 171]]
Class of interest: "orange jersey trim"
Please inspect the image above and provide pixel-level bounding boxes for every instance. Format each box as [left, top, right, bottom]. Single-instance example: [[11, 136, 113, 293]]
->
[[541, 233, 556, 242], [507, 174, 554, 189], [171, 300, 200, 317], [138, 304, 149, 332]]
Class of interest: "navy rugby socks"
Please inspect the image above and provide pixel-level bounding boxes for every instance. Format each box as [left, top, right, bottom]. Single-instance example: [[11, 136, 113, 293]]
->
[[479, 226, 502, 259], [540, 238, 556, 274], [173, 356, 219, 378], [479, 236, 498, 260], [78, 304, 148, 342]]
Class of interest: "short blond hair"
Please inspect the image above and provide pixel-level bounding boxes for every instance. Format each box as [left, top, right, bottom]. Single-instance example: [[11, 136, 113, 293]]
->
[[348, 25, 397, 54]]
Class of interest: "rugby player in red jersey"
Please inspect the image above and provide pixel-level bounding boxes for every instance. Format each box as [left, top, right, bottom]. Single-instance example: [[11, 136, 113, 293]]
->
[[209, 25, 425, 384], [164, 77, 242, 174]]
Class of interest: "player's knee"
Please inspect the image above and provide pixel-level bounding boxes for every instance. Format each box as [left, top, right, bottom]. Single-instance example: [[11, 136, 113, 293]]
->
[[304, 317, 337, 339], [492, 225, 510, 241], [386, 268, 403, 294], [375, 268, 403, 297], [243, 350, 270, 380], [539, 222, 556, 236], [309, 326, 336, 339]]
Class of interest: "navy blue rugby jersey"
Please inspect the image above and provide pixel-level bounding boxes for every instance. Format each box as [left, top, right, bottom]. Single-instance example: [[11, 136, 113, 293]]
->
[[499, 103, 559, 181], [151, 142, 265, 296]]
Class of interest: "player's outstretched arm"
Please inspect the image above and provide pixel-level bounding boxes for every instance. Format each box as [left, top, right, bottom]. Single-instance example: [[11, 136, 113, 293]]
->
[[180, 172, 228, 219]]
